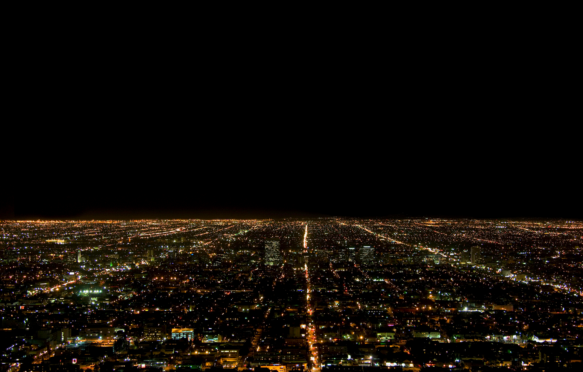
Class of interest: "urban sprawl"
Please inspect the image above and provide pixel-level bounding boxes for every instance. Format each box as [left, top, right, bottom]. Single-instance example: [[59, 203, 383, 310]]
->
[[1, 219, 582, 372]]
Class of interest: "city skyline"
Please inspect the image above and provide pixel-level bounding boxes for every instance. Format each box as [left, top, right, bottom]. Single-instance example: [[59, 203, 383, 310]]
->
[[5, 17, 580, 371]]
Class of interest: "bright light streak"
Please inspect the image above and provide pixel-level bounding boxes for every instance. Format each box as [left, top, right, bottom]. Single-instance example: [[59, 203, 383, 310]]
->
[[353, 224, 409, 246], [303, 224, 308, 251]]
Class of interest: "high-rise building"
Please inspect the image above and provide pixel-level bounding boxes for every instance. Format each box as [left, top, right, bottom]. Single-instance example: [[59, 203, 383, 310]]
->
[[471, 246, 482, 264], [359, 246, 375, 266], [460, 249, 471, 263], [265, 238, 282, 266], [348, 247, 357, 263], [77, 251, 83, 263], [59, 328, 71, 343], [337, 248, 348, 263]]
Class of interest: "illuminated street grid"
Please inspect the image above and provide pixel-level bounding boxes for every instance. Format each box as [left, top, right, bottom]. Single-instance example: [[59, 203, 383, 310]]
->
[[1, 219, 582, 372]]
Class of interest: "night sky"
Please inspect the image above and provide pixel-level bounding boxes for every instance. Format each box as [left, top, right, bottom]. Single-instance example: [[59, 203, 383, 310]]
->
[[4, 183, 580, 220], [2, 124, 580, 220], [3, 67, 579, 220]]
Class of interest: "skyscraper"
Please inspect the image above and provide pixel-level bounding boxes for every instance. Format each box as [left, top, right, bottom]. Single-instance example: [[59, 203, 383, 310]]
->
[[348, 247, 357, 263], [460, 249, 471, 263], [359, 246, 375, 266], [264, 238, 282, 266], [337, 247, 348, 263], [471, 246, 481, 264]]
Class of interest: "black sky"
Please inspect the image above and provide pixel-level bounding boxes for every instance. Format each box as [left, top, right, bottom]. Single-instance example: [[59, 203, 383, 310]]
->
[[3, 118, 580, 220], [3, 49, 579, 220]]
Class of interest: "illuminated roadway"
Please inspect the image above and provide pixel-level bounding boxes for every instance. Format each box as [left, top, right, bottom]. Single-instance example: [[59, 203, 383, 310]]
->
[[356, 222, 583, 299], [352, 224, 410, 246], [303, 224, 319, 372], [303, 224, 308, 252]]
